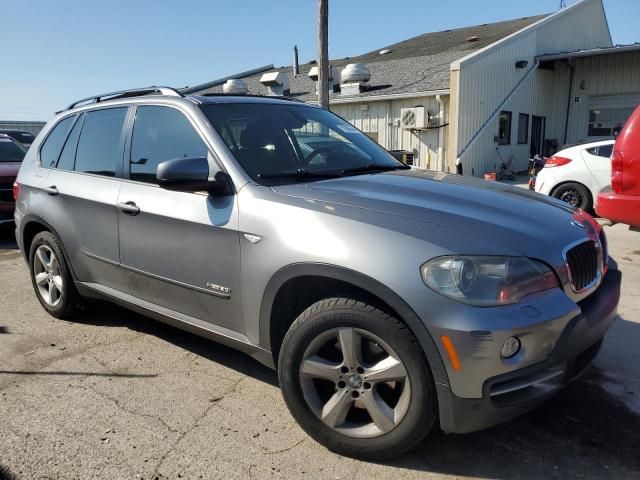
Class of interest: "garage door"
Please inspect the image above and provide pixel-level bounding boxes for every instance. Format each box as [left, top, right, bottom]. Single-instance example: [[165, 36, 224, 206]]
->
[[587, 94, 640, 140]]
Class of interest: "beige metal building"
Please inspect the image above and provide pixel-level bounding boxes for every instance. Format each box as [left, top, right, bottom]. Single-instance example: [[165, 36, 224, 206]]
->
[[189, 0, 639, 177]]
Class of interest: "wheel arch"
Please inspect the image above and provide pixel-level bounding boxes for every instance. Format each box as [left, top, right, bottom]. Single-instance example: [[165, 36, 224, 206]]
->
[[20, 215, 78, 280], [550, 180, 593, 199], [259, 262, 449, 386]]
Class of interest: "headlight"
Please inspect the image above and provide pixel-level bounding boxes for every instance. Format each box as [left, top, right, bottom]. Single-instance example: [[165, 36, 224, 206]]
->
[[421, 256, 559, 306]]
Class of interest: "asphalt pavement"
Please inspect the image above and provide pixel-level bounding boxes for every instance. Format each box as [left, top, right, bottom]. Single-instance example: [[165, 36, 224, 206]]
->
[[0, 224, 639, 480]]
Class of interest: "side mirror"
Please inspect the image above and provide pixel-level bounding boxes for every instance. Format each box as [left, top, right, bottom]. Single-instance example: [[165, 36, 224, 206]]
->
[[156, 157, 233, 196]]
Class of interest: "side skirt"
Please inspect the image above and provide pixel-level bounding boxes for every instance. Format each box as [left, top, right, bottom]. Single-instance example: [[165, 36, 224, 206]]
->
[[76, 281, 275, 369]]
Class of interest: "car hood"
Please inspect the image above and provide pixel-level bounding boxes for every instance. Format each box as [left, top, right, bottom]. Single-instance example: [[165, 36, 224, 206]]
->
[[271, 169, 593, 259], [0, 162, 21, 178]]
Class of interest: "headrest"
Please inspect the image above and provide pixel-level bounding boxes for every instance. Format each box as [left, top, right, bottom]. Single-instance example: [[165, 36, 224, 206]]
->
[[239, 121, 278, 149]]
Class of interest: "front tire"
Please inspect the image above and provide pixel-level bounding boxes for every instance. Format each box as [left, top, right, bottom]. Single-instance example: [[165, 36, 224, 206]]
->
[[278, 298, 436, 460], [29, 231, 84, 319]]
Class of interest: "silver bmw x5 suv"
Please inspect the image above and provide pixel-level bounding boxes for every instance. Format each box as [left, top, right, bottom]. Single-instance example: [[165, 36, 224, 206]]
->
[[14, 87, 621, 459]]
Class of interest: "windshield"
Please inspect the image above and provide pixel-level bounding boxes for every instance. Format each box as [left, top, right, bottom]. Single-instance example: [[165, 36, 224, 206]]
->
[[0, 138, 26, 162], [200, 103, 404, 184]]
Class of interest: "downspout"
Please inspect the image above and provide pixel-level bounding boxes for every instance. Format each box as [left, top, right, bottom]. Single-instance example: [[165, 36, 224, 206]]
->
[[436, 94, 445, 171], [563, 60, 575, 146]]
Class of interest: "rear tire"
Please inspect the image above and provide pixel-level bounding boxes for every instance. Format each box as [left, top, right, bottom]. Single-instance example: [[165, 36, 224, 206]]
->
[[278, 298, 436, 460], [29, 231, 84, 319], [552, 182, 592, 211]]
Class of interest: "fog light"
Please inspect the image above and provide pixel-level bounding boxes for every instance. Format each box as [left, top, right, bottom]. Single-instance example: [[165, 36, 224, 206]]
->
[[501, 336, 521, 358]]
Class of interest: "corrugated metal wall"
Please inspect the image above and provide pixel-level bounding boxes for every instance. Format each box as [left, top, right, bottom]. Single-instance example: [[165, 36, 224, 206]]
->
[[457, 58, 572, 175], [566, 50, 640, 143], [0, 121, 46, 136], [452, 0, 612, 176], [331, 95, 448, 170]]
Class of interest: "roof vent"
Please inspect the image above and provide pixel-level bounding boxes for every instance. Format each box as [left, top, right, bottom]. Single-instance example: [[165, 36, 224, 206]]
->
[[340, 63, 371, 96], [259, 71, 290, 96], [308, 65, 340, 93], [222, 79, 248, 95], [341, 63, 371, 83], [379, 48, 392, 55], [466, 36, 479, 42]]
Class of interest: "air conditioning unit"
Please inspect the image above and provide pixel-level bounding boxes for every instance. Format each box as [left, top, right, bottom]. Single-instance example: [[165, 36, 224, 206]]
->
[[400, 107, 439, 130]]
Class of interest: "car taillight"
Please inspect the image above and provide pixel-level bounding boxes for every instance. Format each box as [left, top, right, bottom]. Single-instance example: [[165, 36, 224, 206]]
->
[[12, 182, 20, 201], [544, 156, 572, 168], [611, 149, 623, 193]]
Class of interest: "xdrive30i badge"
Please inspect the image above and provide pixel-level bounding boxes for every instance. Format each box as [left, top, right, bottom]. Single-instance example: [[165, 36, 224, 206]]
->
[[206, 283, 231, 295]]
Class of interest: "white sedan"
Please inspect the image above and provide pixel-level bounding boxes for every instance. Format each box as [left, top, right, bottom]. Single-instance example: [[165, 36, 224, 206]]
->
[[535, 139, 614, 211]]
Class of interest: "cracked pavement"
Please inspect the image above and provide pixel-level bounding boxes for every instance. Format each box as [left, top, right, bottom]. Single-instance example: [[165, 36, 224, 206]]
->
[[0, 224, 639, 479]]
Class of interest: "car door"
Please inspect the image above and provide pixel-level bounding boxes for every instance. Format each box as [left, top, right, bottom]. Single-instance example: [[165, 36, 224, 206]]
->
[[43, 107, 128, 291], [117, 104, 242, 332], [582, 143, 613, 192]]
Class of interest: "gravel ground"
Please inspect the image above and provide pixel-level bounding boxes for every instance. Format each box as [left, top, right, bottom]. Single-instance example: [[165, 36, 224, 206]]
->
[[0, 224, 639, 480]]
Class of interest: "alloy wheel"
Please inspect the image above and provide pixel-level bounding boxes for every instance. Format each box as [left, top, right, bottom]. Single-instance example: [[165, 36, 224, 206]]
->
[[33, 245, 64, 307], [299, 327, 411, 438]]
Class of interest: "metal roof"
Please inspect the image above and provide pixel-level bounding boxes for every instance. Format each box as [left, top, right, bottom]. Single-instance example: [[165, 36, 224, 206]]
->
[[188, 15, 548, 103], [536, 43, 640, 62]]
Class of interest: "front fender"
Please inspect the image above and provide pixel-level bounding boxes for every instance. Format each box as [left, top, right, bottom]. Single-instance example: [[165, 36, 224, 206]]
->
[[258, 262, 450, 386]]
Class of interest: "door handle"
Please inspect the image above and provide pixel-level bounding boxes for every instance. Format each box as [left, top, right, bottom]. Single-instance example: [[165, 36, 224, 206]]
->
[[43, 185, 58, 196], [117, 201, 140, 216]]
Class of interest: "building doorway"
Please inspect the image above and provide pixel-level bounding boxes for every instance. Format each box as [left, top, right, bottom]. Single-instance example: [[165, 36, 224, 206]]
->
[[530, 115, 546, 158]]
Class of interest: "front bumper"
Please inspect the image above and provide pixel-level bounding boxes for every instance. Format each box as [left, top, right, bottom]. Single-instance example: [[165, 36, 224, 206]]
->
[[437, 267, 621, 434]]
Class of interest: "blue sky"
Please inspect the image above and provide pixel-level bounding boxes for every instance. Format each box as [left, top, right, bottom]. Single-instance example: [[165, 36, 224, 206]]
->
[[2, 0, 637, 121]]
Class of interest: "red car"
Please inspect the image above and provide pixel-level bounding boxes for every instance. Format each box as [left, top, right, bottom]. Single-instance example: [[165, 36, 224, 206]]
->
[[0, 134, 26, 228], [596, 104, 640, 228]]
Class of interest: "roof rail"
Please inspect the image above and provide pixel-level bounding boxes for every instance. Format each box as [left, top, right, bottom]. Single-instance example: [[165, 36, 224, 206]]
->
[[65, 86, 182, 111], [199, 93, 304, 103]]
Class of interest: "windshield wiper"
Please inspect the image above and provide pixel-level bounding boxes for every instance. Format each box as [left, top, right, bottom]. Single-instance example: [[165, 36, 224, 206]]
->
[[340, 163, 411, 176], [257, 168, 341, 180]]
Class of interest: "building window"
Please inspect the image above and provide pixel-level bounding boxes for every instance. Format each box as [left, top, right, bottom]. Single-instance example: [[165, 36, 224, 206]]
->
[[517, 113, 529, 144], [498, 111, 512, 145], [588, 107, 635, 138]]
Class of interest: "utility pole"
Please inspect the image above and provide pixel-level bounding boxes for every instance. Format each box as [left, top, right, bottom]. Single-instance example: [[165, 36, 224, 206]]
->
[[317, 0, 329, 109]]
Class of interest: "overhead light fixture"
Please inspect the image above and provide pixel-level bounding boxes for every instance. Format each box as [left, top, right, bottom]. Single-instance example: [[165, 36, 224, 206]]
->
[[515, 60, 529, 69]]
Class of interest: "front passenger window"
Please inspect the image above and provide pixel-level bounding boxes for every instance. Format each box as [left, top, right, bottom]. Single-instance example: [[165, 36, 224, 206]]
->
[[130, 106, 208, 184]]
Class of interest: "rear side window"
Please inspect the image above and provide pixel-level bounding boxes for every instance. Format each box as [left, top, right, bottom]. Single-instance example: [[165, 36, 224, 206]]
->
[[597, 144, 613, 158], [586, 144, 613, 159], [129, 106, 208, 183], [75, 108, 127, 177], [40, 116, 74, 167], [56, 115, 84, 171]]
